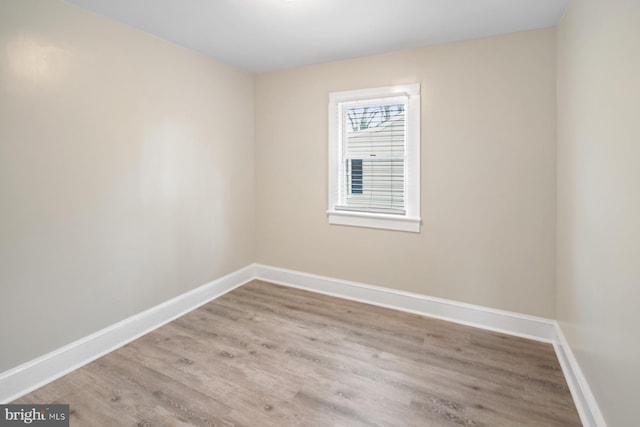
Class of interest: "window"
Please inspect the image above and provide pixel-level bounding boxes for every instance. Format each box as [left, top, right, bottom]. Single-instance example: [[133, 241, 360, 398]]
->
[[328, 84, 421, 232]]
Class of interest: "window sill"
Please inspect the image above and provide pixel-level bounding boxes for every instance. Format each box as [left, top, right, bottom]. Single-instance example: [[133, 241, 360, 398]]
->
[[327, 210, 421, 233]]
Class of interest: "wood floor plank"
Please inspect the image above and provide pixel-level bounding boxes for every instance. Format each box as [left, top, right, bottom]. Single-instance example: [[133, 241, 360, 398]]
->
[[14, 280, 581, 426]]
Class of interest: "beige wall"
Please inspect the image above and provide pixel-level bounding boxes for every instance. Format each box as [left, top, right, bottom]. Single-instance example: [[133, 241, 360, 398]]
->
[[0, 0, 254, 372], [255, 28, 557, 318], [557, 0, 640, 425]]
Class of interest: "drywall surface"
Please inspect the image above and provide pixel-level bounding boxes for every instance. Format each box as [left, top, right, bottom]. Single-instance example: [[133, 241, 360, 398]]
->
[[557, 0, 640, 425], [0, 0, 254, 372], [255, 28, 557, 317]]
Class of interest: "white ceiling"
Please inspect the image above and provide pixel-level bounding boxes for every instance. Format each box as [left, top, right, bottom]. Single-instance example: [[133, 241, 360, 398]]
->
[[65, 0, 569, 73]]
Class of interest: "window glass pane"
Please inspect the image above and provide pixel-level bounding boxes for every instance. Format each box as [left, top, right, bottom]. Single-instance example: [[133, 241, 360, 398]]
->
[[345, 104, 405, 158], [342, 103, 405, 212], [344, 159, 405, 211]]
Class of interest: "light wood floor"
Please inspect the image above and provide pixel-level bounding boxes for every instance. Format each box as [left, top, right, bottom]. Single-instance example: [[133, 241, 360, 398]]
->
[[16, 280, 581, 426]]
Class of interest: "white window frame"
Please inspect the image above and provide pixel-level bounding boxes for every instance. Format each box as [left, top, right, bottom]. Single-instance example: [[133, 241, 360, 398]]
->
[[328, 84, 421, 233]]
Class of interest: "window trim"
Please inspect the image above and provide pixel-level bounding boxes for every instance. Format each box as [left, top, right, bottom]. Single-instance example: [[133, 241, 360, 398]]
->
[[328, 84, 421, 233]]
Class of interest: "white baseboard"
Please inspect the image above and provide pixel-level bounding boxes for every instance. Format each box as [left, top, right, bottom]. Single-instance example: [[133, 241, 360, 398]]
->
[[553, 323, 608, 427], [254, 264, 556, 342], [0, 265, 255, 404], [0, 262, 606, 427]]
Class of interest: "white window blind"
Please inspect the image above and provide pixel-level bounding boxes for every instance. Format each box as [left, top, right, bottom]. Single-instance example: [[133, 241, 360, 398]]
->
[[328, 84, 420, 233], [338, 101, 407, 214]]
